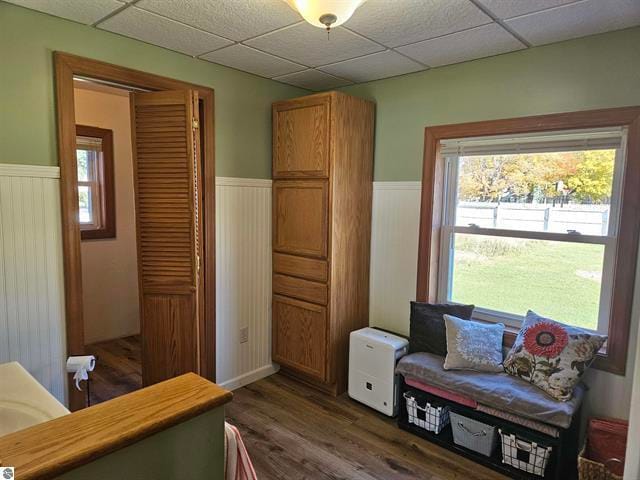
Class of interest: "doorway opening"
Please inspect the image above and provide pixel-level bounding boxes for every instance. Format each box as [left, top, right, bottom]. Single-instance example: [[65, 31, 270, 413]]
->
[[55, 53, 216, 411], [73, 78, 142, 405]]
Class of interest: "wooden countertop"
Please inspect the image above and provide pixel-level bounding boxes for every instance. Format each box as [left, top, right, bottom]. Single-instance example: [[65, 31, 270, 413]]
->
[[0, 373, 232, 480]]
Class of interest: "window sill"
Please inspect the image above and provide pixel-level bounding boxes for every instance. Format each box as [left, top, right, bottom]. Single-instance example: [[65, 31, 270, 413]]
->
[[81, 226, 115, 240]]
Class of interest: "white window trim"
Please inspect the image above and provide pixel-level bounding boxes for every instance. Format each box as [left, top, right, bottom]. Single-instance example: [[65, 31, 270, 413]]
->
[[77, 148, 104, 230], [436, 128, 627, 334]]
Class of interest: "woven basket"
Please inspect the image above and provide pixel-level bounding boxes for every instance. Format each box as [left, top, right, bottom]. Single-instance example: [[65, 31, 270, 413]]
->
[[578, 445, 623, 480]]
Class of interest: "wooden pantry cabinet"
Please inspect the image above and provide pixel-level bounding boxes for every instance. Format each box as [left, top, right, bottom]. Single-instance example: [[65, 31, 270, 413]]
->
[[272, 91, 375, 396]]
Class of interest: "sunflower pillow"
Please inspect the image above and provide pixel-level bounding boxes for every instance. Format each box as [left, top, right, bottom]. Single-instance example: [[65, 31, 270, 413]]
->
[[503, 311, 607, 401]]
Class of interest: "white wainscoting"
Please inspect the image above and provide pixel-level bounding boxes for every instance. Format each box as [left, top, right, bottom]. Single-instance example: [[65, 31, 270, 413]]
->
[[215, 179, 422, 388], [215, 177, 278, 390], [0, 164, 66, 403], [0, 171, 276, 401], [369, 181, 422, 335]]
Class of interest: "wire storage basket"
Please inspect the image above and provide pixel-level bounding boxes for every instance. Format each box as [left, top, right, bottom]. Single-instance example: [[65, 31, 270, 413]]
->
[[404, 390, 450, 434], [499, 429, 553, 477], [450, 412, 498, 457]]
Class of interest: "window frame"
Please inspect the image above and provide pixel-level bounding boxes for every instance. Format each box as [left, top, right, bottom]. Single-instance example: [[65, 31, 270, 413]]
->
[[417, 107, 640, 375], [437, 137, 625, 335], [75, 125, 115, 240], [77, 148, 102, 230]]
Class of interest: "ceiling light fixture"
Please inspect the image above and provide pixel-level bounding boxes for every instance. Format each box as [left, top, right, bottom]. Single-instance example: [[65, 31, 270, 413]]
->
[[285, 0, 367, 37]]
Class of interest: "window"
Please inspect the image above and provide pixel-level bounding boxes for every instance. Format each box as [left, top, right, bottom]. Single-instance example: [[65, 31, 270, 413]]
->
[[417, 108, 640, 374], [75, 125, 115, 240], [438, 129, 625, 335]]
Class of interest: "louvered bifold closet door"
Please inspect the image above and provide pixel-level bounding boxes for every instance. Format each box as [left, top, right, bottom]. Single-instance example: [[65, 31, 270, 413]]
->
[[130, 90, 202, 386]]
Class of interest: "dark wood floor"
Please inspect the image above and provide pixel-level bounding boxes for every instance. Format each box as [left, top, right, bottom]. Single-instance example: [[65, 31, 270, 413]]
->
[[226, 374, 506, 480], [85, 335, 142, 406]]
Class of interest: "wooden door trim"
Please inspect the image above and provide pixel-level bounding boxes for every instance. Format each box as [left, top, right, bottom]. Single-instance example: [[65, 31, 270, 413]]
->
[[54, 52, 215, 410]]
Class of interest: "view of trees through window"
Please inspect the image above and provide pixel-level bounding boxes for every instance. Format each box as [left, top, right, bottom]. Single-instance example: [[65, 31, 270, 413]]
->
[[448, 149, 617, 331], [457, 150, 615, 206]]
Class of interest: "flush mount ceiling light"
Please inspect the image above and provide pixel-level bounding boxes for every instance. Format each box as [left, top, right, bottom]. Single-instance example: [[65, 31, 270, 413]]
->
[[285, 0, 367, 34]]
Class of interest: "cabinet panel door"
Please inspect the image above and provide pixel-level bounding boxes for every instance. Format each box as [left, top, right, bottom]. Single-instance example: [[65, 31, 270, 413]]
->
[[273, 180, 328, 258], [273, 98, 330, 178], [273, 295, 327, 381], [273, 253, 328, 283], [273, 273, 328, 305]]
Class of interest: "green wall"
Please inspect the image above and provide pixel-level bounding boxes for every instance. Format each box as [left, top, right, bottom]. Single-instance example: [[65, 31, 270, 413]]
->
[[3, 2, 638, 181], [59, 408, 225, 480], [341, 27, 640, 181], [0, 2, 306, 178]]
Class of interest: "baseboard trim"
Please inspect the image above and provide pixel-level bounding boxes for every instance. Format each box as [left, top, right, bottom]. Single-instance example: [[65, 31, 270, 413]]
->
[[218, 363, 280, 391]]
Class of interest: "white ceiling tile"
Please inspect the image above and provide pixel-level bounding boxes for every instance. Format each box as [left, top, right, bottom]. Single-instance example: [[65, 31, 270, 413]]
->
[[476, 0, 580, 19], [136, 0, 302, 41], [318, 50, 425, 83], [346, 0, 492, 48], [245, 22, 384, 67], [4, 0, 124, 24], [506, 0, 640, 46], [200, 44, 306, 78], [273, 69, 352, 91], [98, 7, 233, 56], [397, 23, 525, 67]]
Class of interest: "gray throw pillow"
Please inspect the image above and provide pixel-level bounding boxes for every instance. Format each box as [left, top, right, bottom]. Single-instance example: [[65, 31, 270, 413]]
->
[[443, 314, 504, 372]]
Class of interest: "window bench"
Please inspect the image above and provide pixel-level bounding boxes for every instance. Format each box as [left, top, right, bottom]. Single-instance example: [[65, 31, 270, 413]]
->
[[397, 353, 582, 479]]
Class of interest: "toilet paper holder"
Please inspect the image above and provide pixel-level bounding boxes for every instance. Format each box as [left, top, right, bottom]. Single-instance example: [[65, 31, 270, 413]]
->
[[66, 355, 96, 391]]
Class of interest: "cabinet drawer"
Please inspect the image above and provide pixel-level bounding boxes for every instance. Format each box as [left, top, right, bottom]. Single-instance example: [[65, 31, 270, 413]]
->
[[273, 295, 327, 381], [273, 180, 328, 258], [273, 98, 330, 178], [273, 274, 328, 305], [273, 253, 328, 283]]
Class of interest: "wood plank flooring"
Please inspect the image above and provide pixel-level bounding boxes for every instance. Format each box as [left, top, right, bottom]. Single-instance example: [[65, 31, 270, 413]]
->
[[85, 335, 142, 406], [226, 374, 507, 480]]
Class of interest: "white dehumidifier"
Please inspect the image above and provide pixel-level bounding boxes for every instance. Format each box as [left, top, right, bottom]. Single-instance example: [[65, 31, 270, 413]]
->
[[348, 327, 409, 417]]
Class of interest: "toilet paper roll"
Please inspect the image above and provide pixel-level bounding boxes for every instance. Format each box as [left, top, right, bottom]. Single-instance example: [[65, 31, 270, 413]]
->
[[66, 355, 96, 391]]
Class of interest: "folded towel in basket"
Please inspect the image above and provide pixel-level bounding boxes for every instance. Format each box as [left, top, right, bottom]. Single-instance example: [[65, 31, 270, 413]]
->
[[405, 376, 478, 408]]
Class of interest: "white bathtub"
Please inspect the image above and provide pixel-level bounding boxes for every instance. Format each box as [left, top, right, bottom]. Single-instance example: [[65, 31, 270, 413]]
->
[[0, 362, 69, 436]]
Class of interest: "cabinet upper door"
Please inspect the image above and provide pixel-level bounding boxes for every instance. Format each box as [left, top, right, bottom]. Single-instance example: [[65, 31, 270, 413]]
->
[[273, 180, 328, 258], [273, 97, 330, 178]]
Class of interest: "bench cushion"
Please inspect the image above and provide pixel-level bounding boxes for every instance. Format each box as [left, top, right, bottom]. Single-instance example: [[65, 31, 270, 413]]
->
[[397, 352, 584, 429]]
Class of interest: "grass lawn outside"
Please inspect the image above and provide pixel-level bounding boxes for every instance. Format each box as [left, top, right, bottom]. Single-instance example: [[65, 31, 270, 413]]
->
[[450, 234, 605, 331]]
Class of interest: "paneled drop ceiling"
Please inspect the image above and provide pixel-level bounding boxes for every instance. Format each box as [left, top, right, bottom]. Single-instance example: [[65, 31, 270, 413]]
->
[[7, 0, 640, 91]]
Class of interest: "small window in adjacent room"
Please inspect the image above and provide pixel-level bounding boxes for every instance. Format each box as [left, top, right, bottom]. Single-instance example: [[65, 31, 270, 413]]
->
[[437, 128, 626, 335], [76, 125, 115, 240]]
